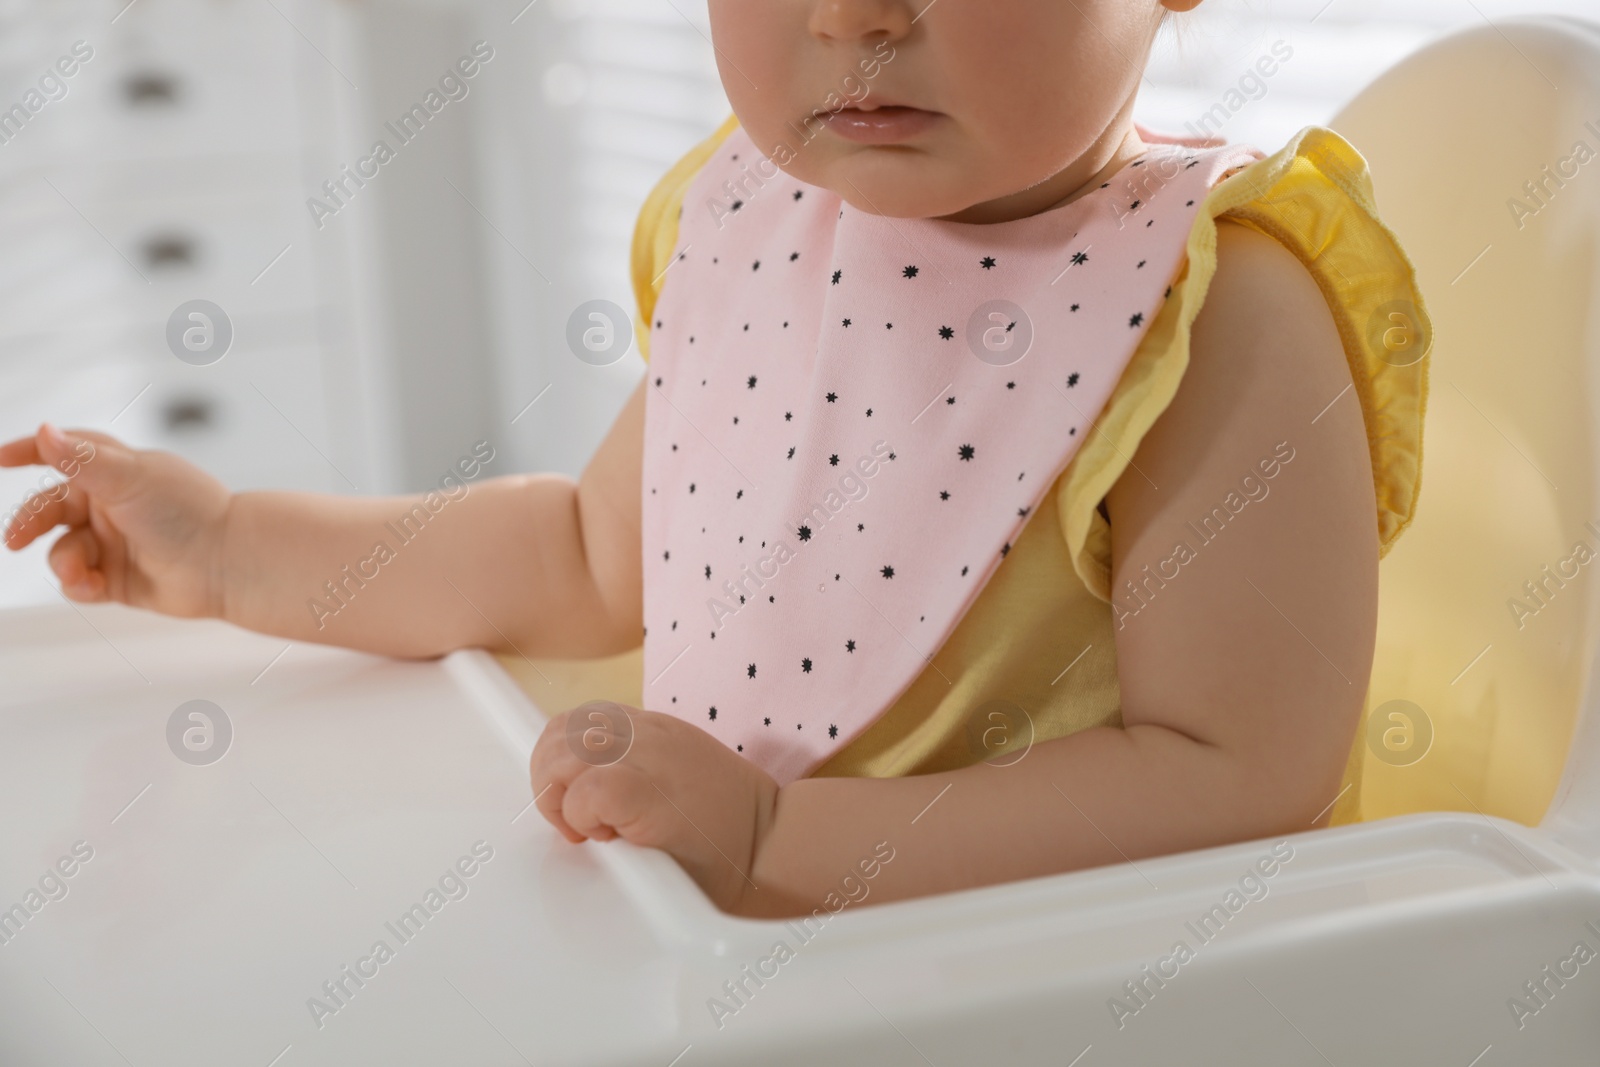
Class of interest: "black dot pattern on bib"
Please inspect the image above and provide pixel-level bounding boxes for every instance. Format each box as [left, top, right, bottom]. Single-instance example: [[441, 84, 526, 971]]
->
[[638, 129, 1260, 784]]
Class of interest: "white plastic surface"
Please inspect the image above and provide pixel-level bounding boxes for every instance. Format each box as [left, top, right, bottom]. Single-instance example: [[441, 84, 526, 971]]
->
[[1, 602, 1598, 1065]]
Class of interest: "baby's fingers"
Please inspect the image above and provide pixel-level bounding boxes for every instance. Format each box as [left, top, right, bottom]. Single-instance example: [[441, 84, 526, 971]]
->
[[4, 484, 89, 549], [48, 526, 107, 601], [562, 765, 660, 845], [530, 702, 644, 843], [0, 433, 43, 468], [533, 779, 585, 844], [530, 722, 588, 844]]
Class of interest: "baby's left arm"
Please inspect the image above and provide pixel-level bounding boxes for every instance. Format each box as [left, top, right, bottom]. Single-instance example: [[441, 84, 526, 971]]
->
[[533, 221, 1380, 917]]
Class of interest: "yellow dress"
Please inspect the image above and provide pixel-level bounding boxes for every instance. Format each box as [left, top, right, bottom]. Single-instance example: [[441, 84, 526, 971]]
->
[[619, 117, 1430, 827]]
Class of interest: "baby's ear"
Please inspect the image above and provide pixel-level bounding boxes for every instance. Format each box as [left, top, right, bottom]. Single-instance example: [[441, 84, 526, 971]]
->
[[1159, 0, 1206, 14]]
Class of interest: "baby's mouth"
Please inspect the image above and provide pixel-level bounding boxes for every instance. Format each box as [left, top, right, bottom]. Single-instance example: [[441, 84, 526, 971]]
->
[[823, 104, 942, 145]]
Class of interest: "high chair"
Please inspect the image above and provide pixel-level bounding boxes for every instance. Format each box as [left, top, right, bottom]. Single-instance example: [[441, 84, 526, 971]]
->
[[1, 17, 1597, 1067], [1335, 14, 1600, 853]]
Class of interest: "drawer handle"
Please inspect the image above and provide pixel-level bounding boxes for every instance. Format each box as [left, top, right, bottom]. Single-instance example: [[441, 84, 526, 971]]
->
[[142, 234, 196, 270], [162, 396, 215, 432], [123, 71, 179, 107]]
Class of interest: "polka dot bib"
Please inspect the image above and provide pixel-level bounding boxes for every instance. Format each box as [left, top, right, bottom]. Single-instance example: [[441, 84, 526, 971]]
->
[[641, 127, 1262, 785]]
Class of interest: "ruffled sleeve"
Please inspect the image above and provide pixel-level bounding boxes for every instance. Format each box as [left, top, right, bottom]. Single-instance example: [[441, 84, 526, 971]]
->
[[1056, 125, 1433, 600]]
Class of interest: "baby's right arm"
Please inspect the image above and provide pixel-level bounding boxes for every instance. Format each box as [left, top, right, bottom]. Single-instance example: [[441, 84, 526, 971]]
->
[[0, 377, 646, 661]]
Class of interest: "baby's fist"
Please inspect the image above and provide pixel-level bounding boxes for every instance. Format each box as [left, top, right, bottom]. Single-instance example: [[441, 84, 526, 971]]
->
[[529, 701, 777, 912]]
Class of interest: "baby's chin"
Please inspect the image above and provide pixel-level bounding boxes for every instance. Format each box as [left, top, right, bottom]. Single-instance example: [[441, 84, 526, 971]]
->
[[784, 150, 1007, 221]]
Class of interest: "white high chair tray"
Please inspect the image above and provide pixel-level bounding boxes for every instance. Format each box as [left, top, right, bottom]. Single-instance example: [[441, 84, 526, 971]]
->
[[1, 602, 1596, 1065]]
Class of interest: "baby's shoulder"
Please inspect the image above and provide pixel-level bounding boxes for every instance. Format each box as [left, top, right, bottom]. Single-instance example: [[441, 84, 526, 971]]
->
[[1191, 217, 1352, 410], [1105, 213, 1370, 530]]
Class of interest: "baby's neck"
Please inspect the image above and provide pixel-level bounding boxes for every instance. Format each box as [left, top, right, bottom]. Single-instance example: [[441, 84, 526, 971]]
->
[[938, 121, 1149, 225]]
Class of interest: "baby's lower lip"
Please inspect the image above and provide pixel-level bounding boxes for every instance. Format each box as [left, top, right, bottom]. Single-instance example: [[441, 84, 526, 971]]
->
[[823, 106, 941, 144]]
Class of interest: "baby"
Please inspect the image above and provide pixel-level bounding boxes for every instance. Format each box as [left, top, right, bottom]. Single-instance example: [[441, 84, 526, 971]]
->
[[2, 0, 1427, 918]]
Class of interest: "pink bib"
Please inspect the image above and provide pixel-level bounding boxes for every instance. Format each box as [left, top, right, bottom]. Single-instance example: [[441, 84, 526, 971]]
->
[[641, 126, 1262, 784]]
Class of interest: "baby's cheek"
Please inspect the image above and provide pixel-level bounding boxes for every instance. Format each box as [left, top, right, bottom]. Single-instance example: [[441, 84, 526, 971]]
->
[[706, 3, 809, 141]]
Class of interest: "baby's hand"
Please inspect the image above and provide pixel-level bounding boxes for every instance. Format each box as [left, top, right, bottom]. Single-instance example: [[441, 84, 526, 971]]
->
[[530, 702, 778, 912], [0, 423, 230, 616]]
